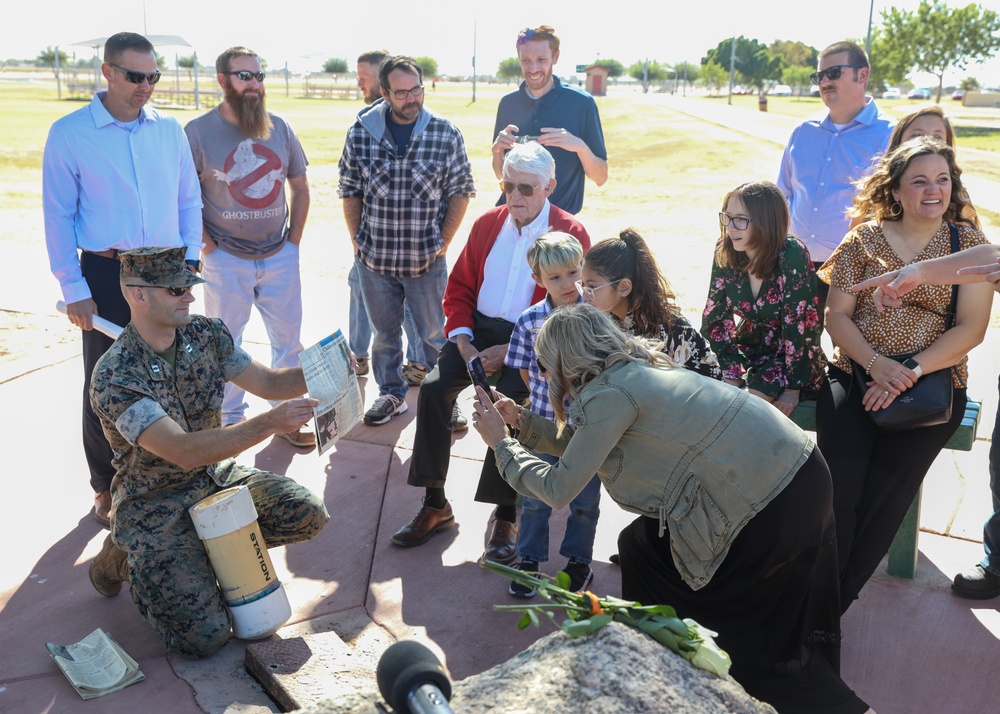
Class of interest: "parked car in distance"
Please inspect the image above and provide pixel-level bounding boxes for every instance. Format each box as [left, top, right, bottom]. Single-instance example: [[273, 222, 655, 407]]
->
[[952, 89, 965, 100], [810, 86, 820, 97], [882, 88, 901, 99], [772, 84, 792, 96], [908, 88, 932, 100]]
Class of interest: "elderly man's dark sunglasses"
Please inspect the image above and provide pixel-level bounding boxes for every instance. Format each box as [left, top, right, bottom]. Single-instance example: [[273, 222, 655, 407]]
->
[[109, 63, 161, 85], [224, 70, 266, 82], [499, 180, 542, 197], [810, 65, 863, 85]]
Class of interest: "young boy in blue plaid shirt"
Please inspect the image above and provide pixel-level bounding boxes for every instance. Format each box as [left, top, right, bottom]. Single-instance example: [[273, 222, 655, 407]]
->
[[504, 232, 600, 597]]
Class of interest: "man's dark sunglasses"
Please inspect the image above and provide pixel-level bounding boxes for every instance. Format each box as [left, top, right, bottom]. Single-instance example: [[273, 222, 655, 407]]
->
[[224, 70, 266, 82], [810, 65, 864, 85], [499, 180, 542, 197], [109, 63, 161, 85], [125, 284, 192, 297]]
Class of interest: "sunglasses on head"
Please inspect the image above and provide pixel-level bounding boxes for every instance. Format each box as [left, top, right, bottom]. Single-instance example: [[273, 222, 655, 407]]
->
[[109, 63, 161, 85], [810, 64, 863, 85], [126, 284, 192, 297], [499, 180, 542, 197], [224, 70, 266, 82]]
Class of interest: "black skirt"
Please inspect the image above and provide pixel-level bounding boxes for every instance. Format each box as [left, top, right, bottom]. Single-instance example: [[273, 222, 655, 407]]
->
[[618, 447, 868, 714]]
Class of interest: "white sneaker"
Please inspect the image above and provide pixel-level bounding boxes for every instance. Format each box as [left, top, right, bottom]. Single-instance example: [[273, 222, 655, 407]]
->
[[364, 394, 408, 425]]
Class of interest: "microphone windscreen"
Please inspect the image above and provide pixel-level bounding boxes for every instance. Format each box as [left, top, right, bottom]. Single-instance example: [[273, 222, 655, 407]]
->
[[376, 640, 452, 712]]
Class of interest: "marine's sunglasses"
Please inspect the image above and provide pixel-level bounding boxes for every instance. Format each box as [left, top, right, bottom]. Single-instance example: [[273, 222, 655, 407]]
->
[[224, 70, 266, 82], [499, 180, 542, 197], [109, 63, 161, 85], [125, 285, 192, 297], [719, 212, 751, 231], [809, 65, 863, 85]]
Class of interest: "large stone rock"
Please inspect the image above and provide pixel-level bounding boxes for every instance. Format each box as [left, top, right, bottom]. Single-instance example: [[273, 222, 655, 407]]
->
[[298, 620, 776, 713]]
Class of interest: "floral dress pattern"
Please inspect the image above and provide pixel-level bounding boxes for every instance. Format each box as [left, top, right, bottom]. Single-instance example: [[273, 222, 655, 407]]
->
[[701, 236, 827, 397], [617, 311, 723, 381]]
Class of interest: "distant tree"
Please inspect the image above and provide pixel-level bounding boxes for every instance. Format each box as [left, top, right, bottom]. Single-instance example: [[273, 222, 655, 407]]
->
[[959, 77, 980, 91], [703, 36, 781, 92], [769, 40, 817, 69], [782, 65, 814, 97], [155, 54, 167, 71], [699, 60, 727, 94], [497, 57, 522, 84], [628, 59, 668, 93], [414, 56, 438, 80], [259, 57, 268, 71], [323, 57, 348, 75], [177, 54, 196, 80], [592, 58, 624, 79], [879, 0, 1000, 103], [36, 46, 69, 76], [672, 61, 700, 85]]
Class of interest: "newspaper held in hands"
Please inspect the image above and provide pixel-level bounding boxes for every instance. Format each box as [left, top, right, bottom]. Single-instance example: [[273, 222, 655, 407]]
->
[[45, 628, 145, 699], [299, 330, 364, 455]]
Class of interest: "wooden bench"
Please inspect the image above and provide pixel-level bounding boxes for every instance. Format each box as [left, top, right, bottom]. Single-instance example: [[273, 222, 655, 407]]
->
[[789, 397, 983, 578]]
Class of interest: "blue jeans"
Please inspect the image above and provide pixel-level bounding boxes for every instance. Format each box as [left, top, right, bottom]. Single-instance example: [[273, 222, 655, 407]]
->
[[348, 260, 424, 367], [356, 256, 447, 399], [517, 452, 602, 565], [202, 242, 304, 425], [983, 374, 1000, 575]]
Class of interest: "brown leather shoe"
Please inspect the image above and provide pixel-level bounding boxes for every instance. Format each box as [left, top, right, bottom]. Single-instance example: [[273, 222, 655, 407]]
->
[[93, 491, 112, 528], [390, 502, 456, 547], [89, 534, 128, 597], [483, 517, 518, 564], [278, 428, 317, 449]]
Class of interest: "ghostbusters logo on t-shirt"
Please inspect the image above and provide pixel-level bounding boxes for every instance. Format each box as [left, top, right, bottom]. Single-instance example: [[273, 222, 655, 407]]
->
[[212, 139, 284, 209]]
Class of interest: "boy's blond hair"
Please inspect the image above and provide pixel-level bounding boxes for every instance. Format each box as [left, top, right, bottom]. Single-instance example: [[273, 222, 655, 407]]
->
[[527, 231, 583, 277]]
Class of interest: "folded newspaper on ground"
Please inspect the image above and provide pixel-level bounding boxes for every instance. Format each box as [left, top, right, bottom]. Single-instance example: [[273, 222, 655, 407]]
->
[[45, 628, 145, 699], [300, 329, 363, 455]]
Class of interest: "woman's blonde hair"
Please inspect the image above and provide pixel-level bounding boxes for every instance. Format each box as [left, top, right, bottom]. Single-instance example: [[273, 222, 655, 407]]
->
[[850, 136, 975, 226], [535, 303, 675, 429]]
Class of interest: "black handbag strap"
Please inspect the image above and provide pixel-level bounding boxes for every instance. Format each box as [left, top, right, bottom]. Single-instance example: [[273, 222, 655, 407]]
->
[[944, 223, 960, 330]]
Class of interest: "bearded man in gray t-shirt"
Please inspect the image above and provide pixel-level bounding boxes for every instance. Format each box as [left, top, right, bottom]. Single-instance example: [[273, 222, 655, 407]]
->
[[185, 46, 314, 448]]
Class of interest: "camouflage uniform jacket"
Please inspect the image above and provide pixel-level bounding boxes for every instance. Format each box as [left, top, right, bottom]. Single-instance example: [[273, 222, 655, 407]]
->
[[90, 315, 253, 554]]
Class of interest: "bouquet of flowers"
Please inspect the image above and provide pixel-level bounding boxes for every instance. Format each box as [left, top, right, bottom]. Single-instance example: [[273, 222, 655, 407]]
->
[[482, 561, 731, 677]]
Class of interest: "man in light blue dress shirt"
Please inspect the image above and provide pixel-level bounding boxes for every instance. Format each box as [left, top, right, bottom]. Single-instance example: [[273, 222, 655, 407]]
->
[[777, 41, 894, 325], [42, 31, 202, 527]]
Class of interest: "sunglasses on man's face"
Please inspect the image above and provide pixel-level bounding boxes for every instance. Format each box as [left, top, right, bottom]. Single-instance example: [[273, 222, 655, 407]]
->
[[126, 284, 192, 297], [109, 63, 161, 85], [224, 70, 266, 82], [499, 180, 542, 197], [809, 65, 863, 85]]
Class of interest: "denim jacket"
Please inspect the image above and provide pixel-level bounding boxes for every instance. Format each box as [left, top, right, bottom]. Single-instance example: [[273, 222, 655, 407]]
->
[[494, 360, 813, 589]]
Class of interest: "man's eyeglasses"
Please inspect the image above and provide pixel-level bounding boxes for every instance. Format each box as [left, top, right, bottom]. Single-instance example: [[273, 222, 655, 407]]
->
[[575, 278, 623, 302], [810, 65, 864, 85], [499, 180, 542, 197], [109, 63, 161, 85], [125, 285, 192, 297], [224, 70, 266, 82], [719, 212, 751, 231], [388, 86, 424, 100]]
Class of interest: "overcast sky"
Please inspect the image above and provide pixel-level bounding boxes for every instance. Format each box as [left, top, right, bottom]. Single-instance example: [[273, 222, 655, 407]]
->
[[6, 0, 998, 87]]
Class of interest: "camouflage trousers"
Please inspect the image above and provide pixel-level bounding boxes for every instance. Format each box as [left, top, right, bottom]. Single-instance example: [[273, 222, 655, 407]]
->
[[127, 471, 329, 657]]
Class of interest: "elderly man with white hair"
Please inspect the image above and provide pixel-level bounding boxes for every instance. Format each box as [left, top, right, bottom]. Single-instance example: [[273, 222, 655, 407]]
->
[[390, 142, 591, 561]]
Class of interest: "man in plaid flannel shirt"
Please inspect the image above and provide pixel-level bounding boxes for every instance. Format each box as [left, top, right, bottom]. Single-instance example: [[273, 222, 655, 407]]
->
[[338, 55, 476, 426]]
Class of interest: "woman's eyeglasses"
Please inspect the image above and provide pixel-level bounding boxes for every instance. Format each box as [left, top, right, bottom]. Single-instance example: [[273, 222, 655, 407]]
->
[[574, 278, 623, 301], [224, 70, 266, 82], [719, 212, 751, 231], [809, 65, 863, 85], [499, 180, 542, 197], [125, 285, 192, 297], [109, 63, 161, 85]]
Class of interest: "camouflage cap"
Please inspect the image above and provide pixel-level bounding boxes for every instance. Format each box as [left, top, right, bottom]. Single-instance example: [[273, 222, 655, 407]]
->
[[119, 247, 205, 288]]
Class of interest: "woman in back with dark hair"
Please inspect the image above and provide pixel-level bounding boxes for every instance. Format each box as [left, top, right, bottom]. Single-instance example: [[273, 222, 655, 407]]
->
[[701, 180, 826, 417], [579, 228, 721, 379]]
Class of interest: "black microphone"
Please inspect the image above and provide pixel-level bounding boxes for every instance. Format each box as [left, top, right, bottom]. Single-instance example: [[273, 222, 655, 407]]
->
[[376, 640, 454, 714]]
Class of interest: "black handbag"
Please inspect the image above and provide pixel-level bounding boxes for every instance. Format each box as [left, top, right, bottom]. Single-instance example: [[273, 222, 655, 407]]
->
[[851, 224, 960, 433]]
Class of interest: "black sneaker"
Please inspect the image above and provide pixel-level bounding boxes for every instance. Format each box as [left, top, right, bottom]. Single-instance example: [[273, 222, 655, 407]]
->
[[563, 559, 594, 592], [449, 403, 468, 432], [508, 559, 539, 598], [952, 564, 1000, 599], [364, 394, 407, 425]]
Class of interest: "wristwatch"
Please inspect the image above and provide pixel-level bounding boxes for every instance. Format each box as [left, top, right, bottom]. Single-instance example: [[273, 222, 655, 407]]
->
[[902, 357, 923, 378], [185, 259, 203, 273]]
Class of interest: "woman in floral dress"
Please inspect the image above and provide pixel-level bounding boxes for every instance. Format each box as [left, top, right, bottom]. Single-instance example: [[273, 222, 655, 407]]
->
[[701, 181, 826, 417]]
